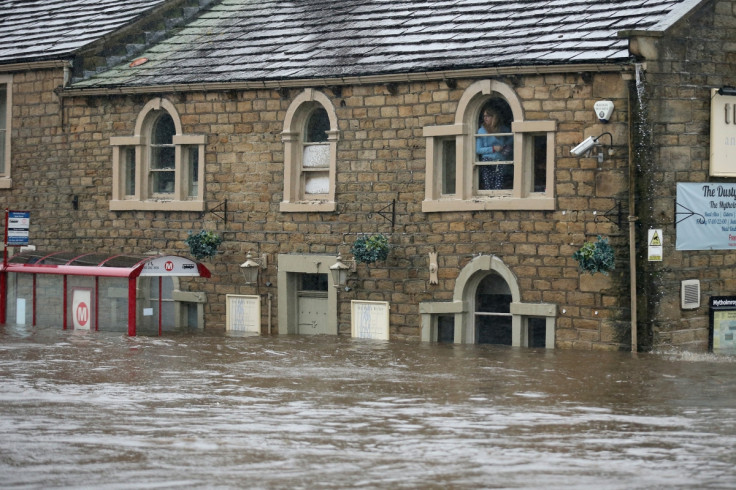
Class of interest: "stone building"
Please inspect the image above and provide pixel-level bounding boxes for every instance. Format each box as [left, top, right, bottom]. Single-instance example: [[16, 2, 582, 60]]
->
[[1, 0, 734, 351]]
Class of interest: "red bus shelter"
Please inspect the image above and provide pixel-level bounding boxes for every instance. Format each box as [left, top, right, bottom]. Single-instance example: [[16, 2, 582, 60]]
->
[[0, 251, 210, 335]]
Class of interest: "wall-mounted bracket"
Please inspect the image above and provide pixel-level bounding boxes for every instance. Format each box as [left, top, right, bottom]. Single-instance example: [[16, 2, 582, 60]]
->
[[371, 199, 396, 230], [598, 201, 623, 228], [206, 199, 228, 225]]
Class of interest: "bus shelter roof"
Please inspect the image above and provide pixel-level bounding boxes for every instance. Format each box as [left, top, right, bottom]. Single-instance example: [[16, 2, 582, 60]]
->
[[2, 251, 211, 278]]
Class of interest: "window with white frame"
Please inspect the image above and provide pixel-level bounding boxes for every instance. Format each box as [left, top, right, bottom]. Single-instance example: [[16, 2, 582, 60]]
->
[[281, 89, 338, 213], [0, 74, 12, 188], [423, 79, 555, 212], [110, 98, 204, 211]]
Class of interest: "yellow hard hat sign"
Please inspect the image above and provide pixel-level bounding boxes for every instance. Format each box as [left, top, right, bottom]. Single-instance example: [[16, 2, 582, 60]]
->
[[648, 229, 663, 261]]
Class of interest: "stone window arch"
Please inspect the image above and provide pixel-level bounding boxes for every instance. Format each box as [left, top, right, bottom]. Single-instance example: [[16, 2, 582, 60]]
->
[[280, 88, 339, 212], [419, 255, 556, 348], [423, 79, 556, 212], [110, 97, 205, 211]]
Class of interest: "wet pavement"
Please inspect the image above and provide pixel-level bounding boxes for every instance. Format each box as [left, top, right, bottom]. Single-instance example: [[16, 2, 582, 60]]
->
[[1, 324, 735, 489]]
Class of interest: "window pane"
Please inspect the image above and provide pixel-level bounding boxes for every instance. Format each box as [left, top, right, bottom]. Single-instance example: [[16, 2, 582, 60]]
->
[[475, 133, 514, 162], [440, 138, 456, 195], [0, 132, 5, 175], [478, 163, 513, 191], [152, 170, 175, 194], [304, 171, 329, 195], [301, 273, 328, 291], [437, 315, 455, 343], [303, 144, 330, 168], [151, 145, 175, 170], [528, 317, 547, 348], [187, 146, 199, 198], [124, 147, 136, 196], [152, 113, 175, 144], [476, 274, 511, 313], [306, 108, 329, 142], [0, 85, 5, 175], [476, 315, 512, 345], [532, 134, 547, 193]]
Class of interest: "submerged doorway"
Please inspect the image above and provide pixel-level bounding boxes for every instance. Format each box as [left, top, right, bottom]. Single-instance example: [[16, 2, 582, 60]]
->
[[296, 273, 329, 335], [277, 254, 339, 335], [475, 273, 512, 345]]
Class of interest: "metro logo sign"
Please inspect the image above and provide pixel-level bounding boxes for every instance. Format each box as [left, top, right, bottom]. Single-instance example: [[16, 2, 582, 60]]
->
[[72, 289, 92, 330], [76, 302, 89, 327], [140, 255, 202, 276]]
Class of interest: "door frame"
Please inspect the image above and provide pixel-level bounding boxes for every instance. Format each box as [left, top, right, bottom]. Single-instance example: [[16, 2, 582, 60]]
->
[[277, 254, 338, 335]]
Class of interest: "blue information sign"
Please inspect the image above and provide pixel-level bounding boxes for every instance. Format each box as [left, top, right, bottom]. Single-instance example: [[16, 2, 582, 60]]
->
[[6, 211, 30, 246]]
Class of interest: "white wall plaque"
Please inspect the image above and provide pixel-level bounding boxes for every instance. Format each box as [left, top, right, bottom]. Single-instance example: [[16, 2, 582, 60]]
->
[[351, 300, 390, 340], [226, 294, 261, 333]]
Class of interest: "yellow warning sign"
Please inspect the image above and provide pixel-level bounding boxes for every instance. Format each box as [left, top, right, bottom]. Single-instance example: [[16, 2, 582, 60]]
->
[[648, 229, 663, 261]]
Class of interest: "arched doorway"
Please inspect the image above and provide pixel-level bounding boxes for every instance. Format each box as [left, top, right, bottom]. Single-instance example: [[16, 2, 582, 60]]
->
[[474, 272, 512, 345], [419, 254, 557, 348]]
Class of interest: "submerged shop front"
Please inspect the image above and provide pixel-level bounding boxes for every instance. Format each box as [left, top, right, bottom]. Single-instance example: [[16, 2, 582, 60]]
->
[[0, 251, 210, 335]]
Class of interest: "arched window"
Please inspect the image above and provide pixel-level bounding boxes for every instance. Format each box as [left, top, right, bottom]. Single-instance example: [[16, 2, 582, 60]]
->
[[474, 273, 512, 345], [281, 89, 338, 212], [422, 79, 556, 212], [302, 107, 331, 196], [419, 255, 556, 348], [110, 98, 205, 211], [150, 112, 176, 195]]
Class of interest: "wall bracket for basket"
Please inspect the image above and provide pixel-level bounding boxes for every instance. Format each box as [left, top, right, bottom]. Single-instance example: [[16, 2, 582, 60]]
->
[[205, 199, 228, 225]]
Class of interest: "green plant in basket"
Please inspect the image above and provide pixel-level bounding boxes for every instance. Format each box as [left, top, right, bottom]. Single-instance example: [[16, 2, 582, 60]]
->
[[185, 230, 223, 261], [350, 233, 390, 264], [572, 235, 615, 275]]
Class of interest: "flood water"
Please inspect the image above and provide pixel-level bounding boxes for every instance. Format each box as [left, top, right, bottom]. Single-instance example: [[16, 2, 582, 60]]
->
[[1, 325, 736, 489]]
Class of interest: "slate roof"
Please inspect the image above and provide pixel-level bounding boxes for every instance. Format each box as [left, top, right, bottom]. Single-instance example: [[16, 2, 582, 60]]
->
[[0, 0, 168, 65], [70, 0, 703, 89]]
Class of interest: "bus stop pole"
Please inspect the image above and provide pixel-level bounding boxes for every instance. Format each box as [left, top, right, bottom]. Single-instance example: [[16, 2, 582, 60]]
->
[[128, 277, 137, 336]]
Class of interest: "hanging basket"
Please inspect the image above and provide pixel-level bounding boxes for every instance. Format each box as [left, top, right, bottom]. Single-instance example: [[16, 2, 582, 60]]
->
[[350, 234, 390, 264], [185, 230, 223, 261], [573, 235, 615, 275]]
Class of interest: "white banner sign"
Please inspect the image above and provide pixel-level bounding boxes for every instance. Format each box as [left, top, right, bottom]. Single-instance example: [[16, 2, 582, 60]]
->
[[676, 183, 736, 250]]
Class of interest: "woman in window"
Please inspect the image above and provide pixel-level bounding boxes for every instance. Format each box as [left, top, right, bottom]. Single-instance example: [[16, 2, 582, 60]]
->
[[476, 106, 513, 189]]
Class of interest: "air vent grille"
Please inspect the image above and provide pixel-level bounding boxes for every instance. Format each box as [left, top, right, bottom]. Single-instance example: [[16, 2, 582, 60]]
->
[[681, 280, 701, 310]]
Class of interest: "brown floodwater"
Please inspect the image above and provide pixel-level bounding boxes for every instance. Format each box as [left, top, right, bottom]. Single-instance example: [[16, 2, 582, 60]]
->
[[1, 324, 735, 489]]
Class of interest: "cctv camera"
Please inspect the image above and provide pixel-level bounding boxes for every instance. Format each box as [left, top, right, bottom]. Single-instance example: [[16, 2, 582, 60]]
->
[[570, 136, 596, 156]]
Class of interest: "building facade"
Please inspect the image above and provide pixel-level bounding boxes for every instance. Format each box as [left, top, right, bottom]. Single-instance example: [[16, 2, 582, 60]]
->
[[2, 0, 735, 351]]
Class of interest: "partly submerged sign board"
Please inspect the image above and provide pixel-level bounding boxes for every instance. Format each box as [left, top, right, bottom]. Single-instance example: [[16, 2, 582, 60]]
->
[[676, 183, 736, 250], [710, 296, 736, 352], [351, 300, 390, 340], [226, 294, 261, 333]]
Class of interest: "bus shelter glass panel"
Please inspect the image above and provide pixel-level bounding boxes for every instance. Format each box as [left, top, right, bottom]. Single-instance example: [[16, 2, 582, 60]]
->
[[98, 277, 128, 332], [136, 276, 175, 335], [36, 275, 63, 327], [5, 272, 33, 325]]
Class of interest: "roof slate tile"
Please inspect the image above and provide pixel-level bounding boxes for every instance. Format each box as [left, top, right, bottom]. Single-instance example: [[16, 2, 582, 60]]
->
[[6, 0, 699, 89]]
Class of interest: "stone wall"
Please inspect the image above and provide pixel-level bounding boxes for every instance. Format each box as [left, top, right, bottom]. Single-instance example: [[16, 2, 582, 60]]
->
[[6, 66, 636, 348], [633, 0, 736, 351]]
